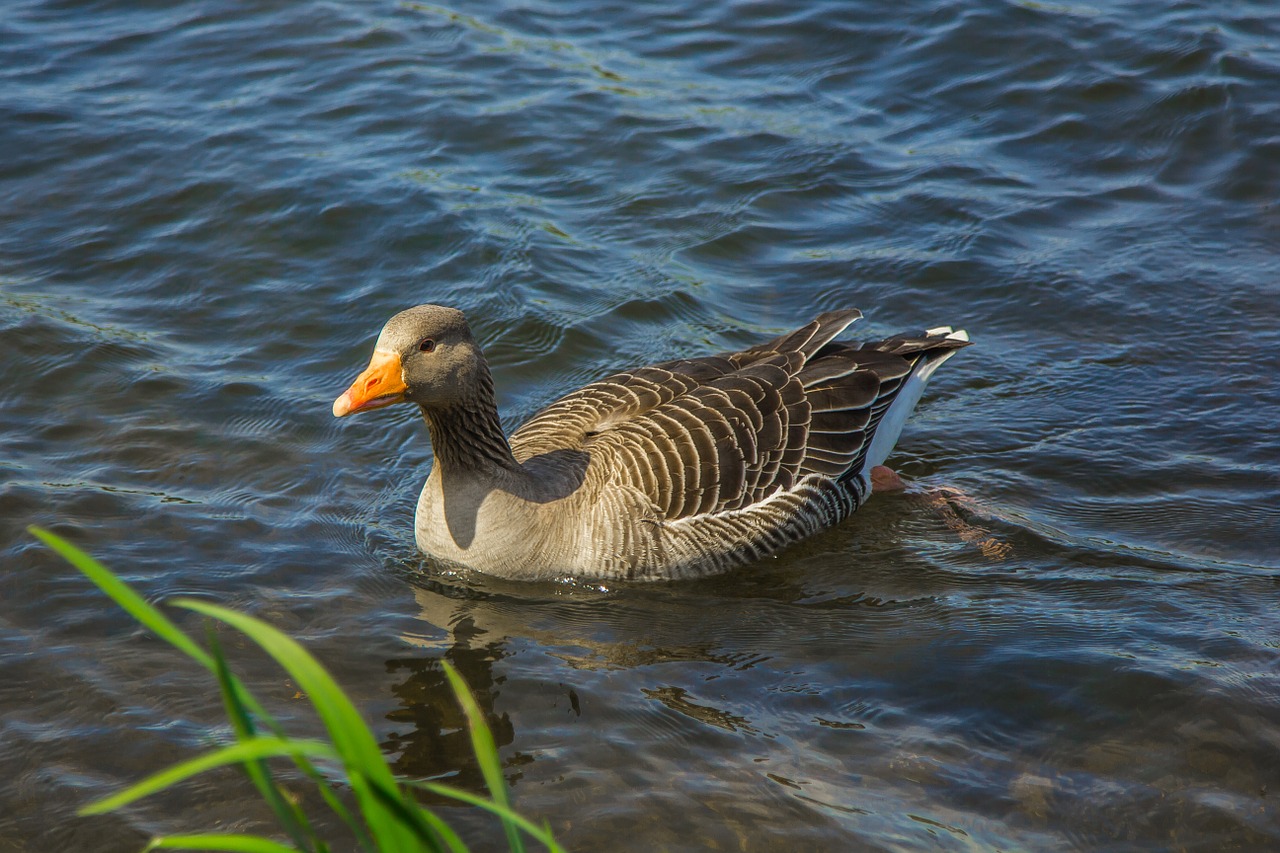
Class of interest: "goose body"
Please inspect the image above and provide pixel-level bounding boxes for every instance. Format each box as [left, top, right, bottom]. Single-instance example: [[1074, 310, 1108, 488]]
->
[[333, 306, 968, 581]]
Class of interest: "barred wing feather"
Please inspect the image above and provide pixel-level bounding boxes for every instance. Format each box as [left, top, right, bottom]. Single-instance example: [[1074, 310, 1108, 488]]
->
[[510, 310, 966, 526]]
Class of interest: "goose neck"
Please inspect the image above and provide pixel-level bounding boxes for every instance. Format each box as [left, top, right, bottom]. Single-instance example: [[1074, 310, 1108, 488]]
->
[[421, 396, 518, 478]]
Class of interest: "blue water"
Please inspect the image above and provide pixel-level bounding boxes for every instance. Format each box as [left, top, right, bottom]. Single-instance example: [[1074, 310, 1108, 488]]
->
[[2, 0, 1279, 849]]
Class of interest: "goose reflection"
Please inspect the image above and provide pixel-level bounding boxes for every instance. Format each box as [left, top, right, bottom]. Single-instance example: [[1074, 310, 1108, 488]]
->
[[380, 622, 517, 791], [377, 486, 1011, 791], [378, 553, 854, 790]]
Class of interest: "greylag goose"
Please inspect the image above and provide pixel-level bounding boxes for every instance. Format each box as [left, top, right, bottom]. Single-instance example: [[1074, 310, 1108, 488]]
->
[[333, 306, 968, 581]]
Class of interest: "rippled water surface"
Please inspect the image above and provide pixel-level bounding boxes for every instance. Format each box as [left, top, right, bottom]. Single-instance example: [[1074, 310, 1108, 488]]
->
[[3, 0, 1280, 850]]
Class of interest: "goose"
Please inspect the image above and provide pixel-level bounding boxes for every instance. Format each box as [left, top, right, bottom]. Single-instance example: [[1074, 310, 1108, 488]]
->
[[333, 306, 969, 581]]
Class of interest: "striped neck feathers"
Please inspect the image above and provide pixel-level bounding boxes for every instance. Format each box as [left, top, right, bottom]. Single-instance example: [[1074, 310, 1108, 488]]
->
[[419, 366, 518, 477]]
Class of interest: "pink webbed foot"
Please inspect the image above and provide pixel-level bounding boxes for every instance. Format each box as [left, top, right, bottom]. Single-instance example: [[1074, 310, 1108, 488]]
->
[[870, 465, 907, 493], [869, 467, 1013, 560]]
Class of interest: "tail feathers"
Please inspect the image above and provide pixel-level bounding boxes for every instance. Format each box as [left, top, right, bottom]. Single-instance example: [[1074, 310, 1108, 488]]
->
[[860, 328, 968, 475], [870, 326, 970, 358]]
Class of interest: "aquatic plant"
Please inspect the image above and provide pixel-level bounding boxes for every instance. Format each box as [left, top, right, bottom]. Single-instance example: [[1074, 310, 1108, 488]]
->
[[29, 526, 563, 853]]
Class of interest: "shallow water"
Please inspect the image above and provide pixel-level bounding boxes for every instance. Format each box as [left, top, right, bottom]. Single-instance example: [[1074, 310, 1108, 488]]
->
[[3, 0, 1279, 849]]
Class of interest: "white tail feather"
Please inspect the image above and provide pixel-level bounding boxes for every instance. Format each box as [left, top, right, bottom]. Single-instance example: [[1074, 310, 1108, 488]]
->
[[861, 329, 967, 474]]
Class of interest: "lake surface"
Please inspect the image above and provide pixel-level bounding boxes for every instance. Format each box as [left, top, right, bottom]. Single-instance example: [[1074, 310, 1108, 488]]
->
[[3, 0, 1279, 849]]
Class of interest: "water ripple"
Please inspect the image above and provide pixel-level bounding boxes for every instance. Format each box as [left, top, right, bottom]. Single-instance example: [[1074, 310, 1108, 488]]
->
[[3, 0, 1280, 849]]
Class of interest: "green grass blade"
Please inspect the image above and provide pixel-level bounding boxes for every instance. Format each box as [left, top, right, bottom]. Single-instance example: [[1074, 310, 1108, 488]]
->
[[208, 643, 370, 852], [28, 526, 211, 667], [302, 770, 374, 853], [144, 834, 301, 853], [415, 782, 566, 853], [30, 528, 296, 736], [441, 661, 524, 853], [81, 737, 338, 816], [173, 599, 419, 853], [208, 628, 320, 853], [31, 528, 365, 849], [363, 774, 466, 853], [30, 528, 275, 732], [35, 529, 561, 853]]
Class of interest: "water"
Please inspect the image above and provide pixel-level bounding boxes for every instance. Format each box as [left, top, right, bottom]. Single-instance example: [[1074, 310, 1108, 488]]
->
[[3, 0, 1279, 849]]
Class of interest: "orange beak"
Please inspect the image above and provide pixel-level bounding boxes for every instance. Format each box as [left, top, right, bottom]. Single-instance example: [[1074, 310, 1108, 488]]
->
[[332, 350, 408, 417]]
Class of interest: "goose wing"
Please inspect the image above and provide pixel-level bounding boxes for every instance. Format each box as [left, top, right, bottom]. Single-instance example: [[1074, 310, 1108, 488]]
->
[[510, 311, 966, 522]]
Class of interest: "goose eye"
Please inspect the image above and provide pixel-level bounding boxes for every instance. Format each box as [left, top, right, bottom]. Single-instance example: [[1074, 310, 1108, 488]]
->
[[418, 338, 436, 353]]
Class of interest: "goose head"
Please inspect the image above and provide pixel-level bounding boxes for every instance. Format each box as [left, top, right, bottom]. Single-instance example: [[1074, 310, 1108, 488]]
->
[[332, 305, 487, 417]]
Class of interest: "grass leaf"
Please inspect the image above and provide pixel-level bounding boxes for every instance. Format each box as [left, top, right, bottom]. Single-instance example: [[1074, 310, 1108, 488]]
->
[[442, 661, 524, 853], [364, 773, 469, 853], [208, 627, 320, 853], [31, 527, 373, 851], [81, 737, 338, 816], [416, 781, 567, 853], [34, 527, 564, 853], [173, 599, 422, 853], [27, 526, 211, 667]]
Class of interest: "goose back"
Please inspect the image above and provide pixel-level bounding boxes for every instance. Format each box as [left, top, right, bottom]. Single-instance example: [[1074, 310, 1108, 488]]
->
[[502, 311, 968, 578]]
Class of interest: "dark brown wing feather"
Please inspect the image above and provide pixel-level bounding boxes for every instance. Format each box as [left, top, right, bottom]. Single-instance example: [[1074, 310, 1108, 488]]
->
[[510, 311, 967, 522]]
